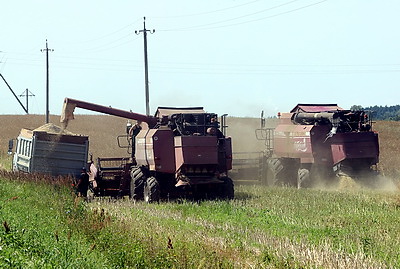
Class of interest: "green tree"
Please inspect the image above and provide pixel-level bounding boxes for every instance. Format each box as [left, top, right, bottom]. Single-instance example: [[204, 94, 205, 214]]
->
[[350, 105, 363, 111]]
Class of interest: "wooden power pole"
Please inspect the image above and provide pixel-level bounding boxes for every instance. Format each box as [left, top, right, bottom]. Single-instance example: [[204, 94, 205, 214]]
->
[[135, 17, 155, 116], [41, 39, 53, 123], [19, 89, 35, 114]]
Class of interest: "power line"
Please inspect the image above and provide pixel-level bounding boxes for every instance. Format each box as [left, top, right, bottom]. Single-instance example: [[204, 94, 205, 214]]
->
[[160, 0, 327, 32], [64, 18, 143, 45], [0, 57, 7, 73], [6, 49, 400, 69], [78, 33, 140, 53], [146, 67, 400, 76], [162, 0, 300, 30], [4, 53, 400, 75], [152, 0, 263, 18]]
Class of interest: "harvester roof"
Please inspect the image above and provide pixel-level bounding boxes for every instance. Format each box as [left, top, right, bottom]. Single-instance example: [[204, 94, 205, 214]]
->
[[155, 107, 205, 118], [290, 104, 343, 113]]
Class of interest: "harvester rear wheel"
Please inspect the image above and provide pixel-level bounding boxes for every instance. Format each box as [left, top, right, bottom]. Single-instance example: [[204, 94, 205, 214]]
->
[[130, 167, 145, 200], [144, 176, 160, 203], [220, 177, 234, 199]]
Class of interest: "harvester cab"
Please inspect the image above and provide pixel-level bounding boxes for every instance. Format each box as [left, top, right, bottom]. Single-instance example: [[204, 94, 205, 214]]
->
[[168, 112, 221, 137], [60, 98, 233, 201]]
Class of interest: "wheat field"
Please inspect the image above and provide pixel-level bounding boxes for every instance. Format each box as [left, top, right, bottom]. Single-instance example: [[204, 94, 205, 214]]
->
[[0, 114, 399, 185]]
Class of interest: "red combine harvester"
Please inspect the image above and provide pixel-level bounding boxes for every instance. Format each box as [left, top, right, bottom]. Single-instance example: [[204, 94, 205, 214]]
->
[[256, 104, 379, 188], [61, 98, 234, 202]]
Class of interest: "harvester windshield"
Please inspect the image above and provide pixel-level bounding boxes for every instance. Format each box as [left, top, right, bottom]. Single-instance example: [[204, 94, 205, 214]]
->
[[169, 113, 220, 136]]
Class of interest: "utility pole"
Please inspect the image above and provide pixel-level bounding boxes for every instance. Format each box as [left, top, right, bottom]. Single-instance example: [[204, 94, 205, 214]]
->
[[41, 39, 54, 123], [0, 73, 28, 114], [135, 17, 155, 116], [19, 89, 35, 114]]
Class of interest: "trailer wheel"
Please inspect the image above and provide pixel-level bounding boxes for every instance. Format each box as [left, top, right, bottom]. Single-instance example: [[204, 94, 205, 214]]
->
[[130, 167, 145, 200], [220, 177, 234, 199], [144, 176, 160, 203]]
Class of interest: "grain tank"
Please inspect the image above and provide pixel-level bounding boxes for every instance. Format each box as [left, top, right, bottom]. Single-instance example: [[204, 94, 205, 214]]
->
[[61, 98, 233, 201]]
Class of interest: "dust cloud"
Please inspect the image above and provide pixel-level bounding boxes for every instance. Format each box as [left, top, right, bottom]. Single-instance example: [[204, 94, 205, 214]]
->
[[367, 175, 399, 192], [226, 116, 277, 182], [313, 174, 399, 193], [226, 116, 276, 153]]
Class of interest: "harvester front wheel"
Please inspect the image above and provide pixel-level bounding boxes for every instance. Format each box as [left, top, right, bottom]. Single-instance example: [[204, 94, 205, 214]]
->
[[220, 177, 234, 199], [297, 168, 310, 189], [130, 167, 145, 200], [297, 168, 311, 189], [144, 176, 160, 203]]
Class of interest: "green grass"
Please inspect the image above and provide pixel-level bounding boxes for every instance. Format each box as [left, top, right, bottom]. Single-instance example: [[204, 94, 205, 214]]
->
[[107, 186, 399, 268], [2, 174, 398, 268], [0, 178, 105, 268], [0, 176, 234, 268], [0, 151, 12, 171]]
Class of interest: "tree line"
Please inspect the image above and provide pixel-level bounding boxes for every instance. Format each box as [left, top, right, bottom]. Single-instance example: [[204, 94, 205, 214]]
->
[[351, 105, 400, 121]]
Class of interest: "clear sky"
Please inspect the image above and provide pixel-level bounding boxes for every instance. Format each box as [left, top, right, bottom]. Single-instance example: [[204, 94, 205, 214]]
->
[[1, 0, 399, 118]]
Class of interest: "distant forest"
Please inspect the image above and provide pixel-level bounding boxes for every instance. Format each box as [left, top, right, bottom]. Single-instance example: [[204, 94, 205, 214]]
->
[[351, 105, 400, 121]]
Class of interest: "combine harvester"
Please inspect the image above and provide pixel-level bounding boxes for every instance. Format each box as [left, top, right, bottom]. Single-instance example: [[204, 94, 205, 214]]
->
[[240, 104, 380, 188], [61, 98, 234, 202]]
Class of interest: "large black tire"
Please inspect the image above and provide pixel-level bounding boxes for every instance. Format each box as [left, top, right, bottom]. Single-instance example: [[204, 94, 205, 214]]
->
[[130, 167, 145, 200], [270, 158, 299, 187], [220, 177, 234, 200], [266, 158, 282, 185], [297, 168, 310, 189], [144, 176, 160, 203]]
